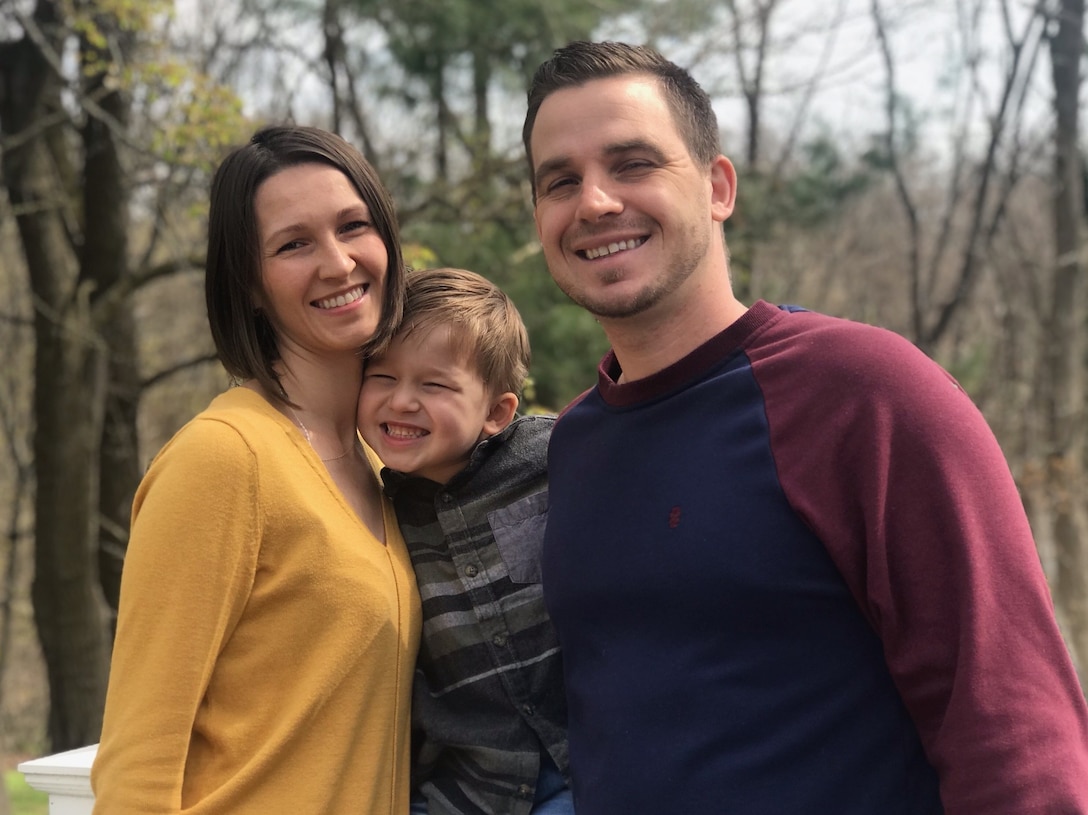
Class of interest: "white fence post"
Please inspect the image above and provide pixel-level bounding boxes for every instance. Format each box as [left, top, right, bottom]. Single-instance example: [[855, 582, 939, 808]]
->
[[18, 743, 97, 815]]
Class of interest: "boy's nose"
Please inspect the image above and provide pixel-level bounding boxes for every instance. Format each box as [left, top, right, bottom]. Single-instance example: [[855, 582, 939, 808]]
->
[[389, 385, 419, 411]]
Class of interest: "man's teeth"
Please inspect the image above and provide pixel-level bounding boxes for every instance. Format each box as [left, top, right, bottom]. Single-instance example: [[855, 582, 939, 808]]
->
[[584, 238, 644, 260], [315, 286, 365, 310]]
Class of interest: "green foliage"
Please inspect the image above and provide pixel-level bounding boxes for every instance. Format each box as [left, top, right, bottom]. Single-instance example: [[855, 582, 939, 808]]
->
[[781, 136, 875, 227], [631, 0, 721, 42], [68, 0, 250, 174], [352, 0, 639, 82], [861, 93, 921, 171], [729, 133, 875, 299], [71, 0, 171, 77], [129, 63, 249, 171], [946, 340, 992, 396], [525, 297, 610, 411], [4, 771, 48, 815]]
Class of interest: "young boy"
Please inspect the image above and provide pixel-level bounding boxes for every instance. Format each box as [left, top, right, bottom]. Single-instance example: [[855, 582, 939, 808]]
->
[[357, 267, 570, 815]]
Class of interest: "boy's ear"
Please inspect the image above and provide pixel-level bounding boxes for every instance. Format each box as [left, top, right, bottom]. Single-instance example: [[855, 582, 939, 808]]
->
[[482, 392, 519, 437]]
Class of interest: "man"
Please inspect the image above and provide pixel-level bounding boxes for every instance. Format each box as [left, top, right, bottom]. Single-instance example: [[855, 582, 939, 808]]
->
[[523, 40, 1088, 814]]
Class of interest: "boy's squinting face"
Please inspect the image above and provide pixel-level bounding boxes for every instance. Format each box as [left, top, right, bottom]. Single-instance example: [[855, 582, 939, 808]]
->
[[359, 325, 516, 484]]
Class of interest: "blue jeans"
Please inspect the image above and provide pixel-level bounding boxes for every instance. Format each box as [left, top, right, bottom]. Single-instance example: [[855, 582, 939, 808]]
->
[[409, 759, 574, 814]]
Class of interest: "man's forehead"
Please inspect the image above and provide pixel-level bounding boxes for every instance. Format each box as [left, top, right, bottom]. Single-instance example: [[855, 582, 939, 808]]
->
[[532, 83, 677, 165]]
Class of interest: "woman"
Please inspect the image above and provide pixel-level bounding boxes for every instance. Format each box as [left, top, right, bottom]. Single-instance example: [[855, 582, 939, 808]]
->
[[91, 125, 421, 814]]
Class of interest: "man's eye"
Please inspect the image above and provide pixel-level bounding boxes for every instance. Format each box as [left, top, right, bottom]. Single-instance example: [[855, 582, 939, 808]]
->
[[546, 177, 577, 193]]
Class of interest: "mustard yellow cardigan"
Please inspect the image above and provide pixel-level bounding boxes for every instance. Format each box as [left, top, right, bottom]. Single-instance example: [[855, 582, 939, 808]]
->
[[92, 387, 421, 814]]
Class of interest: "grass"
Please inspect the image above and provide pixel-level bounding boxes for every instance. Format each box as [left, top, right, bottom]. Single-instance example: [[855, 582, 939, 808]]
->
[[4, 770, 48, 815]]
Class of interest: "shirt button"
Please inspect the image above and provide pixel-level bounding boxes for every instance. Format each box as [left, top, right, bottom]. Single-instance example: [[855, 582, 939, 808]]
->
[[522, 703, 535, 717], [517, 784, 533, 798], [492, 634, 507, 647], [464, 564, 478, 578], [441, 493, 452, 503]]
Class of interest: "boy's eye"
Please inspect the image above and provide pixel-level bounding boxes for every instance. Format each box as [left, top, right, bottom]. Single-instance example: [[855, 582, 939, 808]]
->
[[365, 373, 395, 382]]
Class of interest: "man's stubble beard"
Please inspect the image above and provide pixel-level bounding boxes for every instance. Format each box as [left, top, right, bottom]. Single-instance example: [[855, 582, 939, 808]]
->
[[561, 218, 712, 321]]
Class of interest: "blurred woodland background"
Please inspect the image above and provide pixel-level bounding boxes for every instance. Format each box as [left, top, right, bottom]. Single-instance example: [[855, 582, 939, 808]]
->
[[1, 0, 1086, 798]]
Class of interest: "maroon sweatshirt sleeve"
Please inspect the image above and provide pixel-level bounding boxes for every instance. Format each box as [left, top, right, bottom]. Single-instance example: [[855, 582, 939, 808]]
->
[[750, 310, 1088, 813]]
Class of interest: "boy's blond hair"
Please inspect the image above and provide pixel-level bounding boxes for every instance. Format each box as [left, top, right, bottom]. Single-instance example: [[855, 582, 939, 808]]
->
[[399, 267, 530, 397]]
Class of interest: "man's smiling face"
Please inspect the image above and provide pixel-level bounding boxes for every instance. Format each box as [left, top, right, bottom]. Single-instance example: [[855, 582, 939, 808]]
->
[[530, 74, 729, 321]]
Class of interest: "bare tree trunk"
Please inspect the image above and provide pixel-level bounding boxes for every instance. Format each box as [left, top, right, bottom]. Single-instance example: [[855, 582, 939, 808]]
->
[[0, 423, 31, 711], [31, 296, 111, 751], [82, 11, 138, 633], [0, 0, 110, 751], [433, 52, 450, 183], [471, 45, 491, 160], [1046, 0, 1087, 678], [721, 0, 780, 301]]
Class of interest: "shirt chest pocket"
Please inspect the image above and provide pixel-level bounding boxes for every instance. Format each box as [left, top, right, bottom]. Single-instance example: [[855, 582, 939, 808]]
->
[[488, 490, 548, 584]]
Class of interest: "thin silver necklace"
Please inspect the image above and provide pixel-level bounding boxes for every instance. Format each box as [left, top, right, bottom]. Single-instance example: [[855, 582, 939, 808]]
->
[[284, 401, 357, 463]]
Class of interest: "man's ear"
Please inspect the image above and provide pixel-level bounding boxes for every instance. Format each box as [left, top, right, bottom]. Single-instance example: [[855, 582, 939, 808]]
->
[[482, 392, 520, 437], [709, 154, 737, 223]]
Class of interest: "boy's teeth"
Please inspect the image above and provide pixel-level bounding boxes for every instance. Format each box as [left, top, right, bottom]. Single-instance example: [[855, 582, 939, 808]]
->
[[386, 424, 425, 440], [316, 286, 364, 310], [584, 238, 644, 260]]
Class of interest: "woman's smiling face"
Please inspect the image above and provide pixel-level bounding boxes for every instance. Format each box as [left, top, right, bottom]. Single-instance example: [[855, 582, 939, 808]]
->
[[254, 162, 388, 361]]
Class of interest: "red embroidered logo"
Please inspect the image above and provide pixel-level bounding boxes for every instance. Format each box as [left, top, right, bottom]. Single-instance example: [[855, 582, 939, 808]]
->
[[668, 505, 682, 529]]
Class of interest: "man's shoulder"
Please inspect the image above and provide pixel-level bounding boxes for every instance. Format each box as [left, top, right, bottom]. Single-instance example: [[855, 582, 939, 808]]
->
[[754, 307, 956, 397]]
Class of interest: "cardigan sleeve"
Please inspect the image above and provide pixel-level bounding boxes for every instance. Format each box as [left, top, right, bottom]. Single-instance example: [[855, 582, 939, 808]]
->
[[91, 417, 262, 814], [760, 318, 1088, 813]]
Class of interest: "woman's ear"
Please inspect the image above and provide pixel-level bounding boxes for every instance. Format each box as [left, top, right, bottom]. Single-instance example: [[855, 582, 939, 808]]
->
[[482, 392, 520, 437]]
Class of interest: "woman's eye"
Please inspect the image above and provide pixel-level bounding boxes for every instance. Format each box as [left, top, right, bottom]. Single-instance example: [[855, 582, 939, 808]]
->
[[276, 239, 304, 253]]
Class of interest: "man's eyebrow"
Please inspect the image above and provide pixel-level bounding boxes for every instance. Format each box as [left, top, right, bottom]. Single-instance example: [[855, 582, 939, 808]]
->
[[603, 139, 666, 162], [534, 155, 572, 190]]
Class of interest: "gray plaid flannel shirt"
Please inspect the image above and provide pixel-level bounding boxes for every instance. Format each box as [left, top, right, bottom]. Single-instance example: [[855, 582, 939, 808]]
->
[[381, 415, 569, 815]]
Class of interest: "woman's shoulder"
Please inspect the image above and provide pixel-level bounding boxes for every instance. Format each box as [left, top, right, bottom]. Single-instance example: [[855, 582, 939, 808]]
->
[[149, 388, 295, 475]]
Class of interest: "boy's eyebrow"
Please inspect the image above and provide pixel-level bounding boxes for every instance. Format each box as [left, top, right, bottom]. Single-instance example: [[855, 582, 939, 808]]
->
[[533, 140, 667, 189]]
